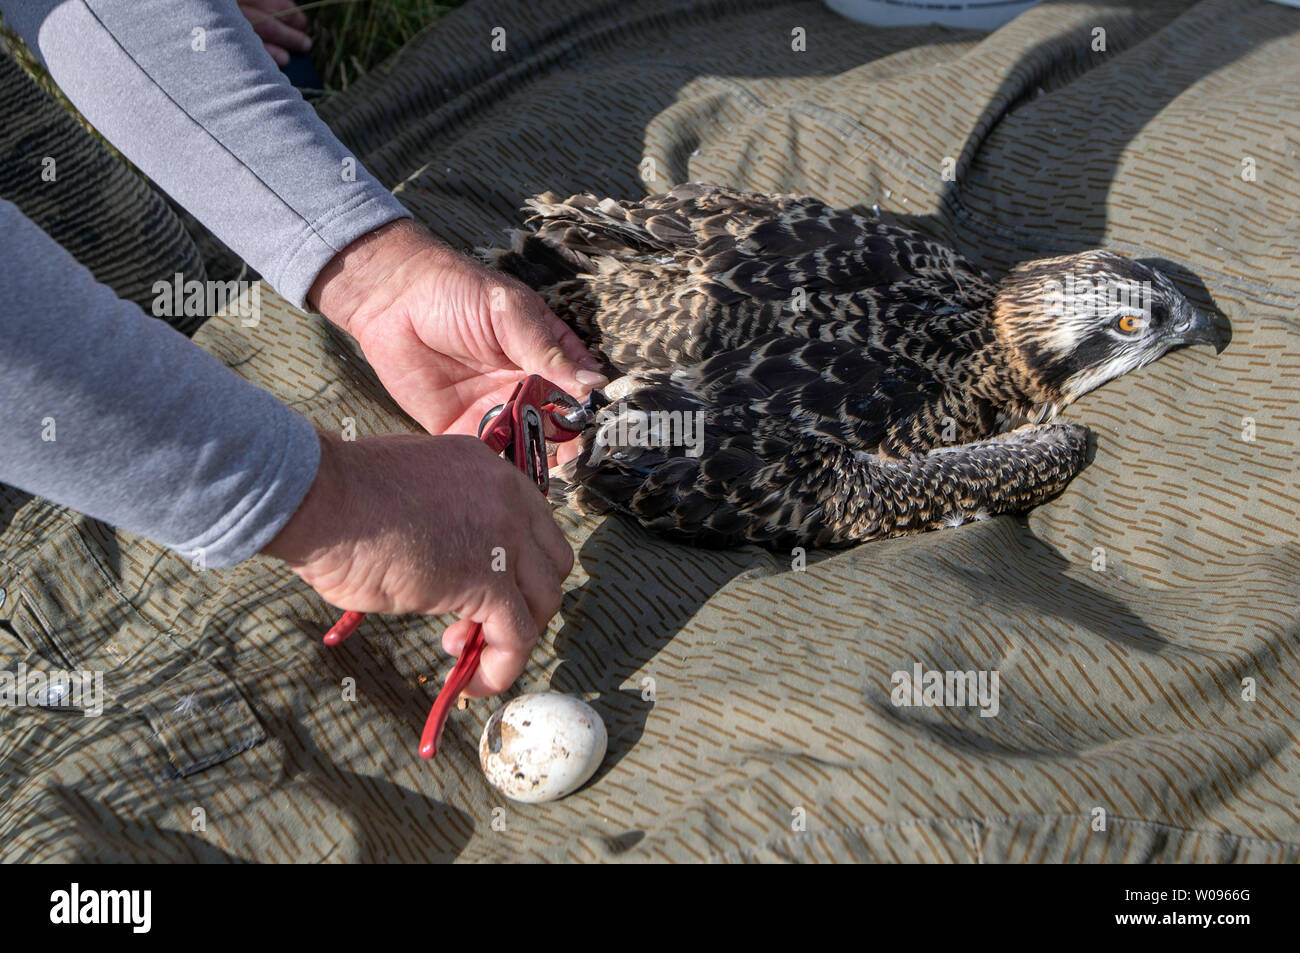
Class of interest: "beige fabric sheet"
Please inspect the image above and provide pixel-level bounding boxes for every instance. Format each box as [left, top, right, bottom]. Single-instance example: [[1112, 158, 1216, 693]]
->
[[1, 0, 1298, 861]]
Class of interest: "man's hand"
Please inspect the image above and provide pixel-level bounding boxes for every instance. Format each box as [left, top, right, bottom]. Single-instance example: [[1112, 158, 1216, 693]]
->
[[309, 219, 607, 441], [264, 431, 574, 696], [292, 219, 601, 695], [239, 0, 311, 67]]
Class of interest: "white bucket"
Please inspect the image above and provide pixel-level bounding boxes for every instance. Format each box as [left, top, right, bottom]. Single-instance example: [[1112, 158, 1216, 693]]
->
[[823, 0, 1043, 30]]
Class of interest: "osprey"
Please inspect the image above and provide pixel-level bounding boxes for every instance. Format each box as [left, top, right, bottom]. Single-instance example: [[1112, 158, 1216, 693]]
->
[[490, 184, 1224, 548]]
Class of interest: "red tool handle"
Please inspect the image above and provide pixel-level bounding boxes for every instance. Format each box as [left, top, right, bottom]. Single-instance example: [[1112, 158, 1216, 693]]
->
[[331, 616, 484, 758], [418, 623, 485, 757], [326, 609, 473, 757], [323, 611, 365, 647]]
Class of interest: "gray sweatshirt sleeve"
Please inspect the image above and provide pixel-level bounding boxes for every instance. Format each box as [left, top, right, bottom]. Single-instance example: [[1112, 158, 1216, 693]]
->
[[3, 0, 412, 308], [0, 0, 412, 566], [1, 199, 321, 568]]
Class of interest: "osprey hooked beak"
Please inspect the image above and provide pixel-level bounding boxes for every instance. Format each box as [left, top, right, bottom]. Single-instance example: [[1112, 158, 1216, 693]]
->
[[1165, 301, 1227, 354]]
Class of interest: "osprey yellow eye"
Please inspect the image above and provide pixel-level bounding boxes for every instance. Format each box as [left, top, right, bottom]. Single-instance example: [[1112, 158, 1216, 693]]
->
[[1117, 314, 1142, 334]]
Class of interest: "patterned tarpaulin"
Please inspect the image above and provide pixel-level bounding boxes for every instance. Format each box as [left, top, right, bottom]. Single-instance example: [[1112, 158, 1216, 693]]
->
[[1, 0, 1298, 861]]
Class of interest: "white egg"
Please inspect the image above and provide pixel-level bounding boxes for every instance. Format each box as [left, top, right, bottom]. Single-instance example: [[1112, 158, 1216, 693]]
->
[[479, 693, 607, 804]]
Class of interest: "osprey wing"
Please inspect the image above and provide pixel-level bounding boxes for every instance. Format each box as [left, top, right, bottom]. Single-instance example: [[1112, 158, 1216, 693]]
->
[[490, 184, 995, 373], [563, 398, 1089, 549], [560, 333, 960, 546]]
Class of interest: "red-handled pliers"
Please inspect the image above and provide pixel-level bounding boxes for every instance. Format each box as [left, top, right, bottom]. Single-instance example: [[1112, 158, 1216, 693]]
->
[[322, 375, 589, 757]]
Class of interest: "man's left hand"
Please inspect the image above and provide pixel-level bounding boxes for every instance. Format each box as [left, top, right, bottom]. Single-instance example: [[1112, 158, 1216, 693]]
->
[[309, 219, 607, 440]]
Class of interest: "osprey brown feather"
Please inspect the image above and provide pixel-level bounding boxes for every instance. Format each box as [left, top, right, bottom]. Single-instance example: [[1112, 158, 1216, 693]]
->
[[489, 184, 1222, 548]]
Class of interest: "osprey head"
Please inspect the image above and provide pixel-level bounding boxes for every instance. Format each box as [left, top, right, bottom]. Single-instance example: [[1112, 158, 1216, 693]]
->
[[992, 250, 1224, 406]]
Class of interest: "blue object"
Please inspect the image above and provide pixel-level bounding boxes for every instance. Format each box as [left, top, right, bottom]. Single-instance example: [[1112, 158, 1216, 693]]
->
[[281, 51, 324, 100]]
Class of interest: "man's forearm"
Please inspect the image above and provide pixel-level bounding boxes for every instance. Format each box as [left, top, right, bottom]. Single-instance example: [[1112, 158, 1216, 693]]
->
[[0, 199, 320, 567], [1, 0, 411, 309]]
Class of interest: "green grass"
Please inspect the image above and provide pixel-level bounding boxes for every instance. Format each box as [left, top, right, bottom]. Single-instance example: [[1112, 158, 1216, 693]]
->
[[2, 0, 466, 116], [299, 0, 466, 96]]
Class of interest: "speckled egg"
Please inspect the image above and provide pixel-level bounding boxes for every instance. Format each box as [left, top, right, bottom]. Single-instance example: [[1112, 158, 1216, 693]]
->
[[479, 693, 607, 803]]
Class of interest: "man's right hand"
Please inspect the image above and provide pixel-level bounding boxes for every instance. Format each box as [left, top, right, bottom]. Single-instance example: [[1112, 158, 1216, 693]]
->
[[262, 430, 574, 696]]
